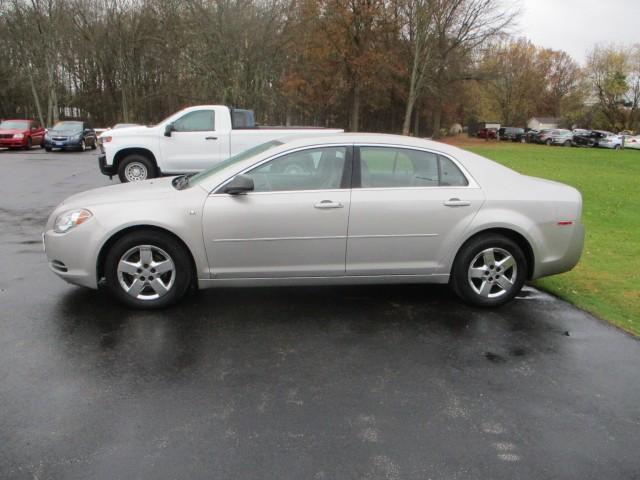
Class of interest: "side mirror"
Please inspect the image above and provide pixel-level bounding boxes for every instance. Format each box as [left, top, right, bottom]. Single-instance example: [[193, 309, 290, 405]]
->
[[223, 174, 254, 195], [164, 123, 175, 137]]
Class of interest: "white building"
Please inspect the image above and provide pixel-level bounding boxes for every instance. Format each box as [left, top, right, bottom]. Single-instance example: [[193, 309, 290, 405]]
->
[[527, 117, 560, 130]]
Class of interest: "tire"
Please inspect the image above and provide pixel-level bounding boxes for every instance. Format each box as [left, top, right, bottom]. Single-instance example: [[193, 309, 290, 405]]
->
[[45, 147, 52, 152], [104, 230, 193, 309], [80, 139, 86, 151], [450, 234, 527, 307], [545, 139, 552, 146], [24, 138, 32, 150], [520, 137, 526, 143], [91, 140, 97, 150], [614, 145, 621, 150], [118, 154, 156, 183], [40, 140, 45, 149], [563, 140, 571, 147]]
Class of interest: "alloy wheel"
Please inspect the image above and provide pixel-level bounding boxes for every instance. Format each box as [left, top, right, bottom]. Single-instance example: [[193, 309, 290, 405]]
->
[[117, 245, 175, 300], [467, 247, 517, 298]]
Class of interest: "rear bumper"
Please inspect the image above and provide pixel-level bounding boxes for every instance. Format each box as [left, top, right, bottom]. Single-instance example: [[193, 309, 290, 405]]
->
[[98, 155, 116, 177], [533, 222, 585, 279]]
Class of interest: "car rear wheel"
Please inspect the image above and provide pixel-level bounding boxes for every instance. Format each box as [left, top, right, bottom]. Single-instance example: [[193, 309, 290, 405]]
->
[[450, 234, 527, 307], [104, 230, 193, 309], [545, 139, 552, 146], [118, 154, 156, 182], [563, 140, 571, 147], [24, 138, 32, 150]]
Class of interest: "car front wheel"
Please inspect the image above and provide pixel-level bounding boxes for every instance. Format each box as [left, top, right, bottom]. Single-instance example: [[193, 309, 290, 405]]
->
[[104, 230, 193, 309], [451, 234, 527, 307], [118, 154, 156, 182]]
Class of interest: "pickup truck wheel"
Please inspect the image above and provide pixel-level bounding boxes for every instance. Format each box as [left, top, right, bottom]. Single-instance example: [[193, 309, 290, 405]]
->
[[118, 155, 156, 183], [104, 230, 192, 309], [450, 234, 527, 307]]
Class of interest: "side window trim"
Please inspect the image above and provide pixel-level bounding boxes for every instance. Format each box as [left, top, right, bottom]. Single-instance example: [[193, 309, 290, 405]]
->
[[353, 145, 474, 189], [214, 144, 354, 194]]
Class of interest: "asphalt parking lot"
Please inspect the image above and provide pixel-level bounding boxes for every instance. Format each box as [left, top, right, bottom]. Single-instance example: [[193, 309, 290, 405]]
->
[[1, 148, 639, 480]]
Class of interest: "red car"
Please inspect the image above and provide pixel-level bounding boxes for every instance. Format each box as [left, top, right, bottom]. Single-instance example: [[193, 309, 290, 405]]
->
[[477, 128, 498, 139], [0, 119, 46, 149]]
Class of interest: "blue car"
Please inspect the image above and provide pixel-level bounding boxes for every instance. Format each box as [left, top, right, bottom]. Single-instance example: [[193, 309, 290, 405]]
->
[[44, 121, 97, 152]]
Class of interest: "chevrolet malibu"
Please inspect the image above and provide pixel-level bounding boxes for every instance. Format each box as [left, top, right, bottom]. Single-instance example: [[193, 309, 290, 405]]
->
[[43, 134, 584, 309]]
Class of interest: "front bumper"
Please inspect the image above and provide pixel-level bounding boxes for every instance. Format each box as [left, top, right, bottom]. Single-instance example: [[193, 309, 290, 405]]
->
[[43, 228, 100, 289], [0, 138, 27, 148], [44, 138, 83, 150], [98, 155, 116, 177]]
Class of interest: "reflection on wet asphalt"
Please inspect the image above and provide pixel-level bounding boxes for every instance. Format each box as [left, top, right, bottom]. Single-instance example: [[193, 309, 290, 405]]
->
[[1, 150, 639, 479]]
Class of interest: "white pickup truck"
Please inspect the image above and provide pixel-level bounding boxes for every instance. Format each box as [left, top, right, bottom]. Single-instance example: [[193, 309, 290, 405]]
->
[[98, 105, 342, 182]]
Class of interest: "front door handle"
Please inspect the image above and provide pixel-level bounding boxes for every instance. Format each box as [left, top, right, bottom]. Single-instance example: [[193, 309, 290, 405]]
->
[[314, 200, 344, 209], [205, 136, 218, 140], [444, 198, 471, 207]]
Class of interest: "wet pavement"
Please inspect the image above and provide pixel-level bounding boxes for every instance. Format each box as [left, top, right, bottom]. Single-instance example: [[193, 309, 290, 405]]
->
[[1, 149, 639, 479]]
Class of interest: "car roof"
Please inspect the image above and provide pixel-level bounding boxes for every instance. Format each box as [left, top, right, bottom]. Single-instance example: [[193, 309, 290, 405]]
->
[[275, 132, 463, 154]]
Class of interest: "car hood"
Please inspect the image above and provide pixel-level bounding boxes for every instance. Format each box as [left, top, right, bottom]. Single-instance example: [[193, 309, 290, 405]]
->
[[58, 176, 180, 209], [104, 125, 152, 138]]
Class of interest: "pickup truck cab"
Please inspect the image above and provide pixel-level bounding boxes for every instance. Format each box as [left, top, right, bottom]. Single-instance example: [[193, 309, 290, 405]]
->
[[99, 105, 342, 182]]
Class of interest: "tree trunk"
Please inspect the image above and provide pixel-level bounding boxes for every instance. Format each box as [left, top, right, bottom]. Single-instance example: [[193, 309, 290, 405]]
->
[[431, 97, 442, 139], [28, 71, 44, 126], [350, 82, 360, 132], [402, 94, 415, 136]]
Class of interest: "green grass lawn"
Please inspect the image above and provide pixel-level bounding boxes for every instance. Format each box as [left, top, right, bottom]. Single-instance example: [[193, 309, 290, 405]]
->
[[461, 141, 640, 334]]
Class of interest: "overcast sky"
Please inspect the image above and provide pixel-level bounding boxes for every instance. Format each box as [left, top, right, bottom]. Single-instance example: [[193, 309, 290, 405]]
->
[[517, 0, 640, 64]]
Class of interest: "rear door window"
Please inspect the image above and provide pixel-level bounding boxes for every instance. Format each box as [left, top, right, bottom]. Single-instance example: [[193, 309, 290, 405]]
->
[[358, 147, 468, 188]]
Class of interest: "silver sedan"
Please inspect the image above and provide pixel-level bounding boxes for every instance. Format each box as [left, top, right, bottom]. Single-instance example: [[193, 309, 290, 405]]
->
[[44, 134, 584, 309]]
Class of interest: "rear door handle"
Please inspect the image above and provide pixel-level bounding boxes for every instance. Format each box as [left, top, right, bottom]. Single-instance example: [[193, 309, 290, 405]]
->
[[314, 200, 344, 209], [444, 198, 471, 207], [205, 136, 218, 140]]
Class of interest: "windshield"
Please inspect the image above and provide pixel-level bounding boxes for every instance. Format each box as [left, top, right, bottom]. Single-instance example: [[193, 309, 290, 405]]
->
[[0, 120, 29, 130], [52, 121, 83, 133], [187, 140, 284, 187]]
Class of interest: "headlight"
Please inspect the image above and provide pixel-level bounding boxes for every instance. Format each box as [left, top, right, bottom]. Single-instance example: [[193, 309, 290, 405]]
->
[[13, 133, 24, 139], [54, 209, 92, 234]]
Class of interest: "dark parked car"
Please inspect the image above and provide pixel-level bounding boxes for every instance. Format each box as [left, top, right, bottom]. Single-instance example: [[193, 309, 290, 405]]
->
[[572, 130, 615, 148], [44, 121, 97, 151], [0, 119, 45, 149], [498, 127, 526, 142], [477, 128, 498, 139], [524, 129, 540, 143]]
